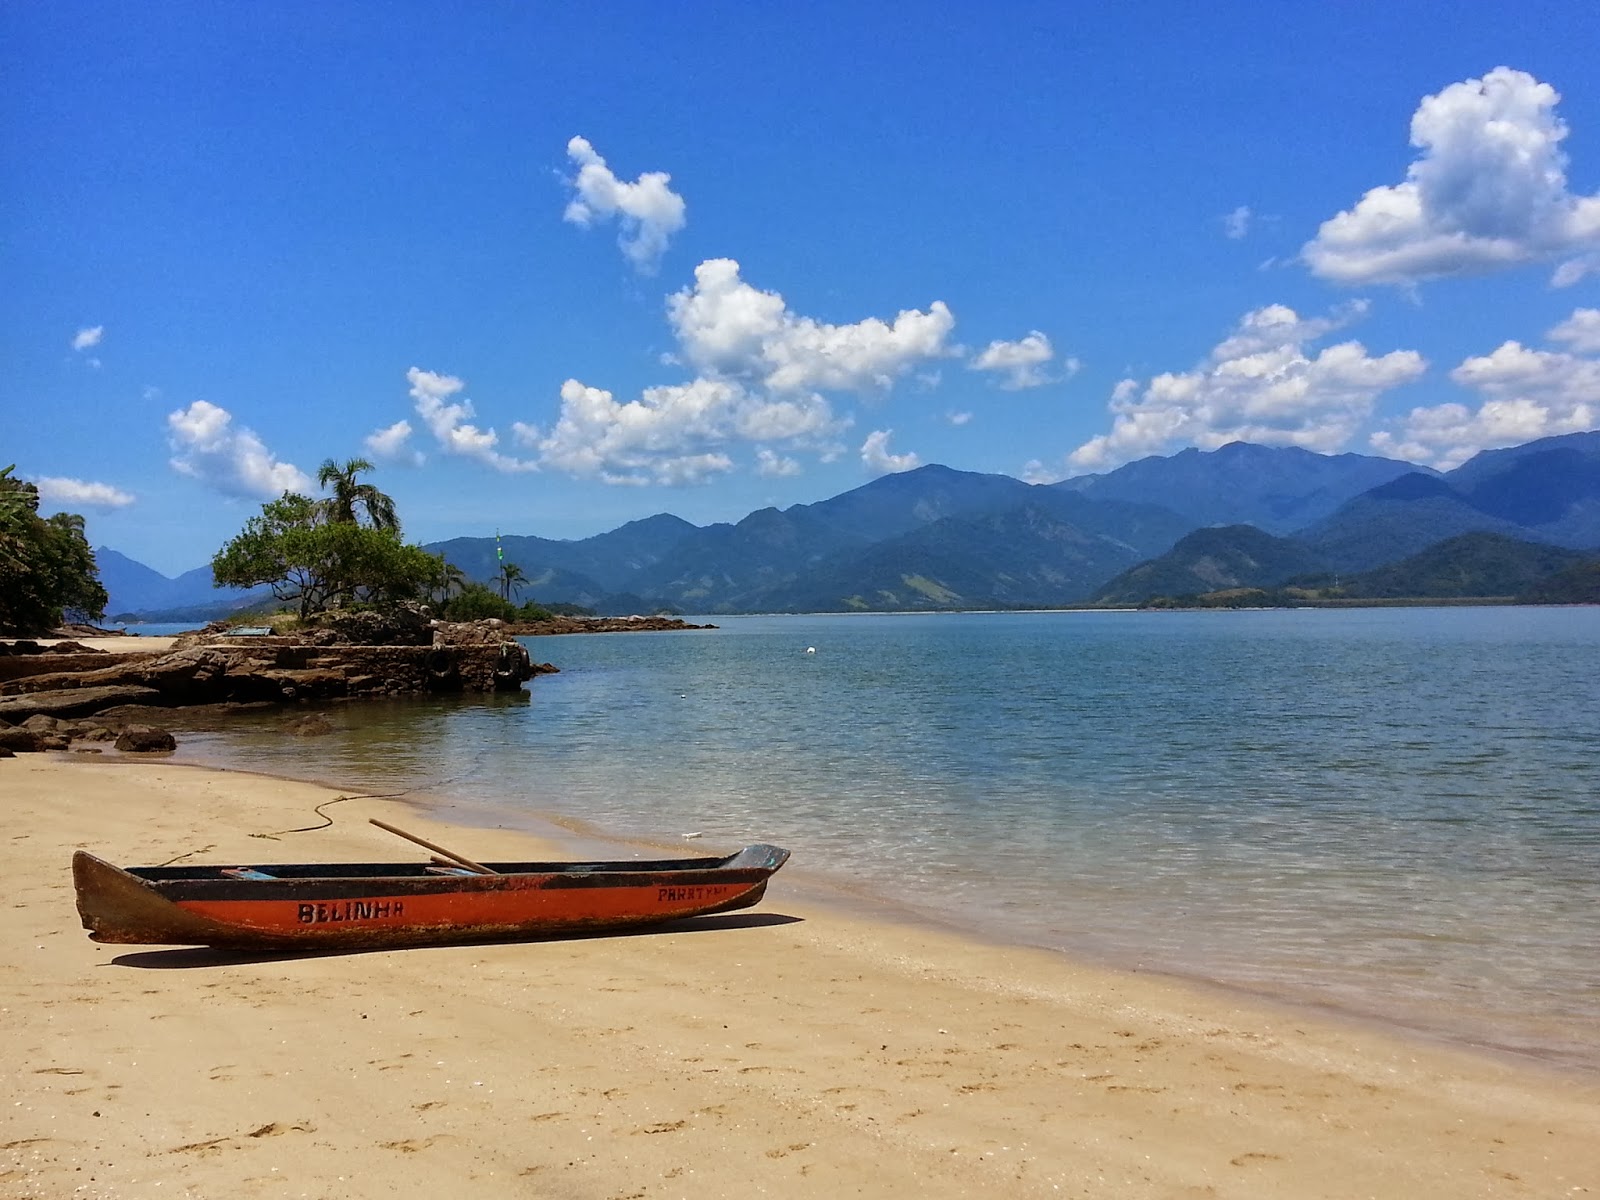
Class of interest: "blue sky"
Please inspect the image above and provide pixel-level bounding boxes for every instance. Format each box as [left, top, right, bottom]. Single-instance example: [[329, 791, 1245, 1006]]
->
[[5, 2, 1600, 574]]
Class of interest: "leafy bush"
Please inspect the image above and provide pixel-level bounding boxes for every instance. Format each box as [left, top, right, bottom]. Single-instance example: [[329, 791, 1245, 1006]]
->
[[0, 466, 108, 634], [440, 583, 517, 622]]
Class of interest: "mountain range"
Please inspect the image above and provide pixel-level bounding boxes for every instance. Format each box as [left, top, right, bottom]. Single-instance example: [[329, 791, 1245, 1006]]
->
[[99, 430, 1600, 619]]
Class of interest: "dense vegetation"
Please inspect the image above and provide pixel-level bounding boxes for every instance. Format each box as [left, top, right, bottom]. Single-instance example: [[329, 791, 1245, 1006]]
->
[[212, 489, 443, 619], [0, 465, 108, 634], [211, 459, 562, 622], [1340, 532, 1589, 599], [1520, 561, 1600, 604], [1091, 525, 1328, 606]]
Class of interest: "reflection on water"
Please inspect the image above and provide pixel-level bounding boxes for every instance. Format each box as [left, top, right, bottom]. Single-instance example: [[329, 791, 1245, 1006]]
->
[[175, 607, 1600, 1074]]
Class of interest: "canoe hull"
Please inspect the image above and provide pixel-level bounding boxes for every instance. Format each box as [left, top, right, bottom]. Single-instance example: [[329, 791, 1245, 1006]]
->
[[73, 845, 789, 949]]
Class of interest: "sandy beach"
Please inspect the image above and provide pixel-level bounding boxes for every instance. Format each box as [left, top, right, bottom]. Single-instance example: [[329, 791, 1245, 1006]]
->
[[3, 753, 1597, 1200]]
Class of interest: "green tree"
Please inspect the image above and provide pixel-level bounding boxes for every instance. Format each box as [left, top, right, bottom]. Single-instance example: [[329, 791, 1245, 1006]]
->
[[0, 466, 109, 634], [212, 491, 441, 619], [497, 560, 527, 602], [428, 559, 468, 607], [443, 582, 517, 622], [315, 457, 398, 532]]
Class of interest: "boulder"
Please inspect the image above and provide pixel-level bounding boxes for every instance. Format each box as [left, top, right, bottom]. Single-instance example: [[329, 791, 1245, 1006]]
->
[[115, 726, 177, 753], [0, 728, 44, 752], [285, 714, 334, 737]]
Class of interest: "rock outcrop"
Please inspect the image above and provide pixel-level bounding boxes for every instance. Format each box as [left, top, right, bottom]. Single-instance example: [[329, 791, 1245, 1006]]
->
[[509, 615, 716, 636], [0, 684, 163, 722], [0, 622, 545, 725]]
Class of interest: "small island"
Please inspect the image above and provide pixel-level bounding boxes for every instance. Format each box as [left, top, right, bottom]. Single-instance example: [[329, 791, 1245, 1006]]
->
[[0, 461, 713, 754]]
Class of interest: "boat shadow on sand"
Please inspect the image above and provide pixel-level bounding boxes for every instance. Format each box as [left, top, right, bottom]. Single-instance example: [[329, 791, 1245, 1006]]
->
[[105, 911, 804, 969]]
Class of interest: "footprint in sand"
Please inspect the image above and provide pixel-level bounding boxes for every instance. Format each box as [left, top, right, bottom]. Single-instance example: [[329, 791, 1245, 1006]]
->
[[637, 1120, 687, 1135], [763, 1142, 812, 1159], [379, 1136, 441, 1153], [1229, 1151, 1283, 1167]]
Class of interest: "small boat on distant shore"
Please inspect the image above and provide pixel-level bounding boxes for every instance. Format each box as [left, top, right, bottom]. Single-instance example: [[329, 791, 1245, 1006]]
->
[[73, 838, 791, 950]]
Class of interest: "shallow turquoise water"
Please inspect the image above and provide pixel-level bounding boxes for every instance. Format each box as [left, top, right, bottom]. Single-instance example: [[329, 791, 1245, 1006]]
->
[[176, 608, 1600, 1073]]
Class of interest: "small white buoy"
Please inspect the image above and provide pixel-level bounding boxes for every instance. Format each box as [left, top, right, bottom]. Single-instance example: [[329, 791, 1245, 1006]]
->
[[805, 646, 816, 654]]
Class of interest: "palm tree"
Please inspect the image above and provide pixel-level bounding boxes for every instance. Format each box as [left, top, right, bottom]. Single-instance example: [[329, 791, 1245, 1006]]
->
[[430, 560, 467, 606], [316, 457, 398, 532], [498, 561, 527, 602]]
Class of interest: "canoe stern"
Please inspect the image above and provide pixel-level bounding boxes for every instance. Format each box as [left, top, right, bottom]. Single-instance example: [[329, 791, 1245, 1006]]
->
[[72, 851, 238, 945]]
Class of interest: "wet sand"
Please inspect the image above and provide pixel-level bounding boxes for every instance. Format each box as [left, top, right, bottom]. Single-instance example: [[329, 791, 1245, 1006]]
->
[[3, 753, 1597, 1198]]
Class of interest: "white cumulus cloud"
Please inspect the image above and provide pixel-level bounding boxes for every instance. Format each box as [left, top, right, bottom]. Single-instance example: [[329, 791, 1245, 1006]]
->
[[537, 376, 842, 486], [407, 367, 536, 473], [668, 259, 956, 395], [32, 476, 135, 510], [1223, 206, 1252, 240], [1371, 336, 1600, 469], [1066, 303, 1427, 472], [861, 430, 919, 475], [563, 136, 687, 274], [1304, 67, 1600, 286], [754, 448, 802, 477], [72, 326, 104, 352], [970, 331, 1059, 389], [1548, 307, 1600, 354], [364, 419, 424, 467], [529, 257, 955, 485], [167, 401, 312, 498], [1020, 459, 1066, 485]]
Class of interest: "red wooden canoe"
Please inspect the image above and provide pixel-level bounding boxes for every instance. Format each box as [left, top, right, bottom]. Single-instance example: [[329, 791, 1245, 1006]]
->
[[72, 844, 790, 949]]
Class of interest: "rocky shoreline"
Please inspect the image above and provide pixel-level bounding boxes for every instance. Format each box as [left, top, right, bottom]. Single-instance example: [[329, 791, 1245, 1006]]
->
[[0, 612, 540, 754], [506, 614, 717, 636], [0, 610, 715, 757]]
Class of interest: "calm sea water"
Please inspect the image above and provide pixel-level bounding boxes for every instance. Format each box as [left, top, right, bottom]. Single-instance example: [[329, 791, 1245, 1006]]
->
[[114, 623, 205, 637], [173, 608, 1600, 1074]]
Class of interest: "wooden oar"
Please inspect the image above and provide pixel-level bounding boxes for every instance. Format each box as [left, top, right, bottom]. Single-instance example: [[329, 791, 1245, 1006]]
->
[[368, 818, 498, 875]]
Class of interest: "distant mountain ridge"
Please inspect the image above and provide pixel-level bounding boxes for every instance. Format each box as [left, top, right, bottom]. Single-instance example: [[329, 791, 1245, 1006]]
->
[[1300, 433, 1600, 571], [96, 547, 268, 620], [1092, 526, 1600, 606], [1056, 442, 1430, 532], [100, 431, 1600, 617], [1091, 525, 1329, 605]]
